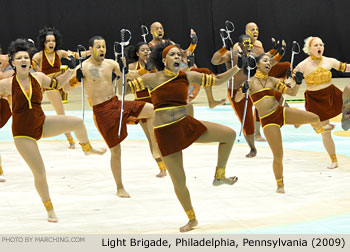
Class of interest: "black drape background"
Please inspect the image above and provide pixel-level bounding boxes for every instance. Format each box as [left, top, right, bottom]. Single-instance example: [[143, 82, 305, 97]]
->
[[1, 0, 349, 77]]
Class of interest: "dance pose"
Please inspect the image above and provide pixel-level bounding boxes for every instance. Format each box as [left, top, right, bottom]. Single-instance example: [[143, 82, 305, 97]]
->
[[0, 39, 106, 222], [235, 54, 334, 193], [32, 27, 80, 149], [76, 36, 159, 198], [295, 36, 350, 168], [127, 42, 241, 232], [126, 42, 167, 177], [212, 34, 264, 157]]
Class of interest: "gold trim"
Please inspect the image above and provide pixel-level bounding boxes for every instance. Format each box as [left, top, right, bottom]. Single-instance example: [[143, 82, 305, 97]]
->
[[80, 142, 92, 152], [262, 123, 281, 130], [185, 208, 196, 221], [150, 73, 179, 93], [44, 50, 55, 67], [252, 95, 274, 105], [260, 107, 278, 119], [43, 199, 53, 211], [250, 88, 273, 95], [214, 167, 225, 179], [13, 136, 37, 141], [16, 75, 32, 109], [255, 70, 268, 79], [329, 154, 338, 163], [154, 105, 187, 112]]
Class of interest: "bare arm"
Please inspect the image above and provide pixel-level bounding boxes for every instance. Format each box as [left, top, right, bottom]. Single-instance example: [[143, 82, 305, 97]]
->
[[32, 52, 42, 71], [211, 48, 232, 65], [0, 77, 12, 96]]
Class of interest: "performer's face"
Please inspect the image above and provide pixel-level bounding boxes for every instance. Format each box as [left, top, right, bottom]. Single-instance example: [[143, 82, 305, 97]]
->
[[257, 55, 272, 74], [44, 35, 56, 52], [137, 44, 151, 62], [240, 37, 253, 54], [151, 23, 164, 39], [12, 51, 31, 72], [91, 40, 106, 62], [163, 47, 181, 71], [246, 24, 259, 41], [309, 38, 324, 57]]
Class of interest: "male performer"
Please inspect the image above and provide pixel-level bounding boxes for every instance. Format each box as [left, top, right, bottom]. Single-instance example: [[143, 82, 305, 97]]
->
[[76, 36, 159, 198]]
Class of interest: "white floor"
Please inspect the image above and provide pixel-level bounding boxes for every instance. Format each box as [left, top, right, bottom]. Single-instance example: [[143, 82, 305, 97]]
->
[[1, 140, 349, 234]]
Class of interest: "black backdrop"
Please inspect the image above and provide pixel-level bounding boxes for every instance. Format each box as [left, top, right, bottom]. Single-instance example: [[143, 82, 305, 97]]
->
[[1, 0, 350, 77]]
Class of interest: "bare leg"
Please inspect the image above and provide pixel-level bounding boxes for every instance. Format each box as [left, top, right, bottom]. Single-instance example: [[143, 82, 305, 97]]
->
[[342, 85, 350, 130], [284, 108, 336, 169], [14, 138, 58, 222], [204, 86, 226, 109], [195, 121, 238, 185], [244, 134, 257, 158], [42, 115, 106, 155], [254, 121, 266, 141], [137, 103, 167, 177], [263, 125, 285, 193], [187, 103, 194, 117], [0, 154, 5, 182], [109, 144, 130, 198], [139, 121, 166, 177], [162, 151, 197, 232], [46, 90, 75, 149]]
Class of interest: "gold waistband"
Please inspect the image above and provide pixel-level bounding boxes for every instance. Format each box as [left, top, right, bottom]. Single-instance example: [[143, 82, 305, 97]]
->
[[154, 105, 187, 112]]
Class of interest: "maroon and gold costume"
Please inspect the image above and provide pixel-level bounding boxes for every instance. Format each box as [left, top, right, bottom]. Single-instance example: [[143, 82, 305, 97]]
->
[[150, 71, 207, 156], [92, 96, 145, 148], [228, 88, 255, 136], [134, 62, 152, 104], [11, 74, 45, 140], [304, 65, 342, 121], [40, 51, 61, 76], [0, 98, 11, 128], [250, 88, 285, 129]]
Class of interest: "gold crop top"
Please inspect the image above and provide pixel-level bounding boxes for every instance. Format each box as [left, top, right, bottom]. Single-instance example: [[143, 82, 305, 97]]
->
[[304, 65, 332, 85]]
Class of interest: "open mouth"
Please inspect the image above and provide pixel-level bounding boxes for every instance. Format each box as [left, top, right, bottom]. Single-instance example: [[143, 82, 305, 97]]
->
[[174, 62, 180, 67], [100, 53, 105, 57], [21, 64, 27, 69], [318, 49, 321, 54]]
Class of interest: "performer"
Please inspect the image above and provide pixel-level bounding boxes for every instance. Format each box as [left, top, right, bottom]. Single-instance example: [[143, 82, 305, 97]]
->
[[295, 36, 350, 168], [212, 34, 263, 157], [32, 27, 80, 149], [75, 36, 159, 198], [126, 42, 167, 177], [127, 42, 241, 232], [0, 51, 13, 183], [235, 54, 334, 193], [342, 85, 350, 130], [0, 39, 106, 222]]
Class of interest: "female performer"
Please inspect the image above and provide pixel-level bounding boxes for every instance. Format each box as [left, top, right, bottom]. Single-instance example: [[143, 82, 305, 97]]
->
[[235, 54, 334, 193], [32, 27, 82, 149], [295, 36, 350, 169], [0, 39, 105, 222], [127, 42, 241, 232]]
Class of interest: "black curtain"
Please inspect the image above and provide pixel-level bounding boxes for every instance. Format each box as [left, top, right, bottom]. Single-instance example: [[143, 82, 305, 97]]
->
[[1, 0, 349, 77]]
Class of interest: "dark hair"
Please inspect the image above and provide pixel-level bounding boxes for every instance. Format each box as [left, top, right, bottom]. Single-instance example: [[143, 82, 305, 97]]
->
[[149, 40, 180, 71], [88, 36, 105, 47], [37, 27, 62, 51], [255, 54, 269, 64], [8, 38, 35, 67], [126, 42, 149, 63]]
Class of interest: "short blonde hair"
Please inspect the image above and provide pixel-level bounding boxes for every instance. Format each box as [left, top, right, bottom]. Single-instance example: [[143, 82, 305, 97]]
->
[[303, 36, 322, 55]]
